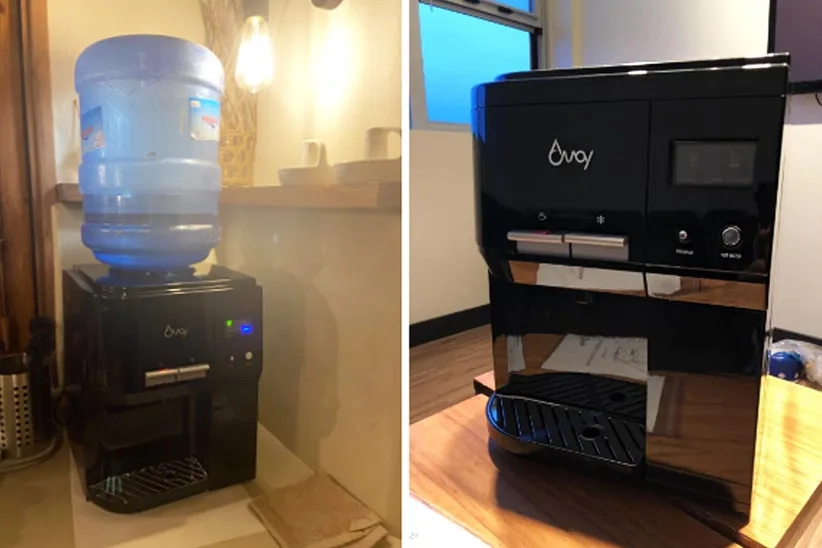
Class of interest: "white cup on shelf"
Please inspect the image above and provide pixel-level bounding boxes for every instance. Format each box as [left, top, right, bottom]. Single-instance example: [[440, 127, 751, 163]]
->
[[278, 140, 337, 186]]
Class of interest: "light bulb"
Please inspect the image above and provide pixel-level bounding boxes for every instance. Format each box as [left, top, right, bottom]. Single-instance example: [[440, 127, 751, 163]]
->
[[235, 16, 274, 93]]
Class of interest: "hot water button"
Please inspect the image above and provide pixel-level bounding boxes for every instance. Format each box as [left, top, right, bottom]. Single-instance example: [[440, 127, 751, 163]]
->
[[721, 225, 742, 248]]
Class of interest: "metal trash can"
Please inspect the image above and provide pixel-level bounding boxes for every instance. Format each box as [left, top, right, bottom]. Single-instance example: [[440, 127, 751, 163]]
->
[[0, 353, 53, 460]]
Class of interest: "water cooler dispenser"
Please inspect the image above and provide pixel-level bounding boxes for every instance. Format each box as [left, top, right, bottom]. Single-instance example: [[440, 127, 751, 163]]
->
[[64, 35, 263, 513], [473, 55, 788, 515]]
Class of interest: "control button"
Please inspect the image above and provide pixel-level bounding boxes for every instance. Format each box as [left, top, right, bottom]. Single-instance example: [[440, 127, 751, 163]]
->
[[721, 225, 742, 248], [245, 351, 253, 361], [229, 355, 234, 362], [537, 211, 547, 221], [677, 229, 689, 244]]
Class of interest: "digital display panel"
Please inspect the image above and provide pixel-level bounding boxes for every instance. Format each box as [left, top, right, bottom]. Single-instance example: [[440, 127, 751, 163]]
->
[[672, 142, 757, 187]]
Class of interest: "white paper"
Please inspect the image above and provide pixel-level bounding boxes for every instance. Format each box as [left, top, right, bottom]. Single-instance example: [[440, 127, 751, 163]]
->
[[536, 264, 645, 292], [507, 335, 526, 372], [407, 497, 489, 547], [540, 335, 648, 382], [646, 375, 666, 432]]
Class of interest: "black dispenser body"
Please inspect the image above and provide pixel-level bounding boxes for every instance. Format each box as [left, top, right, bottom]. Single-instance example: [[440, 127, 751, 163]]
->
[[473, 55, 788, 514], [63, 264, 263, 513]]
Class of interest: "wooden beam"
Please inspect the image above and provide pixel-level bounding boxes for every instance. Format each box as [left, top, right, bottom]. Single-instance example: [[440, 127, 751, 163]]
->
[[0, 0, 39, 350], [20, 0, 56, 317]]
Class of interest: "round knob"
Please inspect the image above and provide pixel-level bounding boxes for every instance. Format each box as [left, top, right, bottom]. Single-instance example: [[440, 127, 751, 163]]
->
[[245, 351, 253, 361], [721, 225, 742, 248], [677, 230, 689, 244]]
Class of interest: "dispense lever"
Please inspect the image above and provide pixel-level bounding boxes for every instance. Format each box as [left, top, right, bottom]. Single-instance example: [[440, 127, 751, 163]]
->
[[564, 233, 629, 262], [563, 234, 627, 248], [507, 231, 568, 257]]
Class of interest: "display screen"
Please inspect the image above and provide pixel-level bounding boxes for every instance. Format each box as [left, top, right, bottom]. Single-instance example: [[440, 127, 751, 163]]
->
[[672, 142, 757, 187]]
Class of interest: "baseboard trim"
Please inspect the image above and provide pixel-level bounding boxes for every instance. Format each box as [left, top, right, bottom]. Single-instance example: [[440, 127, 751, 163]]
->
[[410, 305, 490, 347], [772, 328, 822, 346]]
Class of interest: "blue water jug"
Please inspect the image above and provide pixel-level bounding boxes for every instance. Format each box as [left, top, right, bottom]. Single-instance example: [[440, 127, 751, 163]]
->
[[75, 34, 225, 271]]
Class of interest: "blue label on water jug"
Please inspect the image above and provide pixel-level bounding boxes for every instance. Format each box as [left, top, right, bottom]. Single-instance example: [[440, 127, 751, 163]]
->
[[189, 98, 221, 141], [80, 106, 105, 154]]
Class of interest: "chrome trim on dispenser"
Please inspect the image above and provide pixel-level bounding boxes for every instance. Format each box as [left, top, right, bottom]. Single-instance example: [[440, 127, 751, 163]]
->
[[508, 231, 569, 257], [507, 231, 564, 244], [563, 233, 627, 247], [646, 273, 766, 311], [145, 369, 178, 387], [177, 364, 211, 381]]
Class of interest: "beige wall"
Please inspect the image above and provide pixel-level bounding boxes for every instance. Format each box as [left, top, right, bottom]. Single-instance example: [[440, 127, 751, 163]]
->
[[233, 0, 402, 532], [226, 0, 402, 531], [219, 208, 401, 532], [48, 0, 206, 185], [46, 0, 401, 533], [255, 0, 402, 178]]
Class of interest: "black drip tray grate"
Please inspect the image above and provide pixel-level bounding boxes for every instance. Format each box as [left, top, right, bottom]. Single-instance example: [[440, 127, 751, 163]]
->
[[488, 392, 645, 469], [500, 372, 646, 422], [90, 457, 208, 513]]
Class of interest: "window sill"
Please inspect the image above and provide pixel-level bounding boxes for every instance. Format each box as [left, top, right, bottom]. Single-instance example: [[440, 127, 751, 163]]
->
[[54, 182, 401, 212]]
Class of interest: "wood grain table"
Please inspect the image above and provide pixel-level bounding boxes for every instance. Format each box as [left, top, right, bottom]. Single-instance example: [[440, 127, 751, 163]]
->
[[472, 370, 822, 547], [410, 395, 742, 547]]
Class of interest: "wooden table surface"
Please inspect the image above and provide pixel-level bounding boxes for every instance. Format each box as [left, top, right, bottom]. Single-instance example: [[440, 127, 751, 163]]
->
[[472, 370, 822, 548], [410, 395, 742, 547]]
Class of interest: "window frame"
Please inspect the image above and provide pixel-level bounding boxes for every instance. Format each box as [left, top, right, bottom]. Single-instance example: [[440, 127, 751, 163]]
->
[[410, 0, 548, 132]]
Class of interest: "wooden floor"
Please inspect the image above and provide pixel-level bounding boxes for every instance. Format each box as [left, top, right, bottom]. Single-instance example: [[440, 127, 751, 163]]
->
[[409, 326, 493, 423]]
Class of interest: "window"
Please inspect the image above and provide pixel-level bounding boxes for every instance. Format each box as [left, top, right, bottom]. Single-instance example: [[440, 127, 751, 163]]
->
[[411, 0, 545, 129]]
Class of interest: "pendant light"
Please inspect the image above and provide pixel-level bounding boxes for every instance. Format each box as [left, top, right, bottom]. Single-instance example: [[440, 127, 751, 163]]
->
[[235, 0, 274, 93]]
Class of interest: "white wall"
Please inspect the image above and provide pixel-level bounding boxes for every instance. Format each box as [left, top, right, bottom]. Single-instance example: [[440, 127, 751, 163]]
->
[[768, 96, 822, 336], [575, 0, 768, 65], [410, 130, 488, 323], [408, 0, 490, 324]]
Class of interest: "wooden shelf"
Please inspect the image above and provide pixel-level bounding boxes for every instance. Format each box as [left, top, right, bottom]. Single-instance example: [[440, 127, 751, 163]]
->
[[54, 182, 401, 211]]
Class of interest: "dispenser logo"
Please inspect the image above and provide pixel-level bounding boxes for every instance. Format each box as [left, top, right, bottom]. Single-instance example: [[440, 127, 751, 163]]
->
[[164, 325, 188, 339], [548, 139, 594, 171]]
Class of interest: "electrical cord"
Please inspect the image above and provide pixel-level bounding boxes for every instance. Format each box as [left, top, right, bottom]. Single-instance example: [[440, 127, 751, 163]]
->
[[53, 386, 74, 426], [816, 93, 822, 108]]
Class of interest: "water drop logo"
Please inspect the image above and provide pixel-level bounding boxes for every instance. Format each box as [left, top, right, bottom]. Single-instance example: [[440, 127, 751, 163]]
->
[[548, 139, 594, 171], [164, 325, 188, 339]]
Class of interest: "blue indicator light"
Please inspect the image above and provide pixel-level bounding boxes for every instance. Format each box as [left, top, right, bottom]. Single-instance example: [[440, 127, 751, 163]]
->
[[240, 324, 252, 334]]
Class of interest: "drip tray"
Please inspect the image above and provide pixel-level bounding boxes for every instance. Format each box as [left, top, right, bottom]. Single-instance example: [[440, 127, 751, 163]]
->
[[89, 457, 208, 513], [487, 392, 645, 473]]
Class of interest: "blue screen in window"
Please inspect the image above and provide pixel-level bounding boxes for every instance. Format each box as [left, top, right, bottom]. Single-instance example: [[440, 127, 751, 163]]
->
[[418, 5, 532, 125]]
